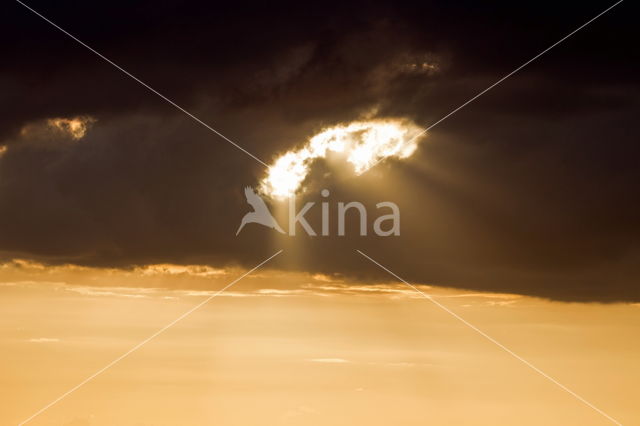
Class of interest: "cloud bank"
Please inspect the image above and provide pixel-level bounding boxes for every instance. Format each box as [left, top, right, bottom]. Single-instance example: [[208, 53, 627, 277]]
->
[[0, 0, 638, 301]]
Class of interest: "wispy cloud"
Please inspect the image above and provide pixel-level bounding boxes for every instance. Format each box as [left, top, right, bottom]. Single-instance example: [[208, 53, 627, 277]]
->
[[0, 267, 526, 306], [302, 283, 430, 298], [311, 273, 342, 283], [281, 405, 317, 420], [27, 338, 60, 343], [134, 264, 227, 277], [307, 358, 351, 364], [307, 358, 432, 369], [65, 286, 154, 299]]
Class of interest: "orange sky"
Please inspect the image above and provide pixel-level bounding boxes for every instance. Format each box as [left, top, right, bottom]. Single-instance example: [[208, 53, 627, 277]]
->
[[1, 261, 638, 425]]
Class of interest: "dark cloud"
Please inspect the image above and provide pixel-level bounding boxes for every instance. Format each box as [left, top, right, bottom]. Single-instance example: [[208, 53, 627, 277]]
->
[[0, 0, 638, 301]]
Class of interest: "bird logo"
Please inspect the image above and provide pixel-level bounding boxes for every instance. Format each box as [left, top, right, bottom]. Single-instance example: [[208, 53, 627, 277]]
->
[[236, 186, 285, 235]]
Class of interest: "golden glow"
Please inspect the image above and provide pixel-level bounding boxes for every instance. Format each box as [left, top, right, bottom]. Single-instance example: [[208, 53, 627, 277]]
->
[[260, 119, 424, 199], [134, 263, 227, 277], [1, 272, 639, 425], [47, 116, 96, 140]]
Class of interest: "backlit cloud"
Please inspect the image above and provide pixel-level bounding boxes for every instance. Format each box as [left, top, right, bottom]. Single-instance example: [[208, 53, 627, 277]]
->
[[260, 119, 424, 199], [46, 117, 96, 140], [16, 116, 96, 143]]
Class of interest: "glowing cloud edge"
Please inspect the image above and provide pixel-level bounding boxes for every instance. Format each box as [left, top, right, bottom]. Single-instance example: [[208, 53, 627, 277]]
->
[[260, 118, 425, 199]]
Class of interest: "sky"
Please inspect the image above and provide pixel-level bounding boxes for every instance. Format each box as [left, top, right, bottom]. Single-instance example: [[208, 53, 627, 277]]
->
[[1, 264, 639, 425], [1, 0, 639, 424], [0, 0, 638, 301]]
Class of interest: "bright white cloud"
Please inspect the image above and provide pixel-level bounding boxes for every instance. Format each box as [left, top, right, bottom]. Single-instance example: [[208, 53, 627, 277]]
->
[[260, 118, 425, 199]]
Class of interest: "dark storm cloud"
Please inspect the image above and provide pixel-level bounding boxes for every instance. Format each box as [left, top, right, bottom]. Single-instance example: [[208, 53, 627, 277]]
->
[[0, 0, 638, 301]]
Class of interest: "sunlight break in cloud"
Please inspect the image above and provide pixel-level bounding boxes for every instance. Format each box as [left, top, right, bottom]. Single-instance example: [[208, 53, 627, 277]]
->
[[18, 116, 96, 141], [260, 118, 424, 199], [47, 116, 96, 140]]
